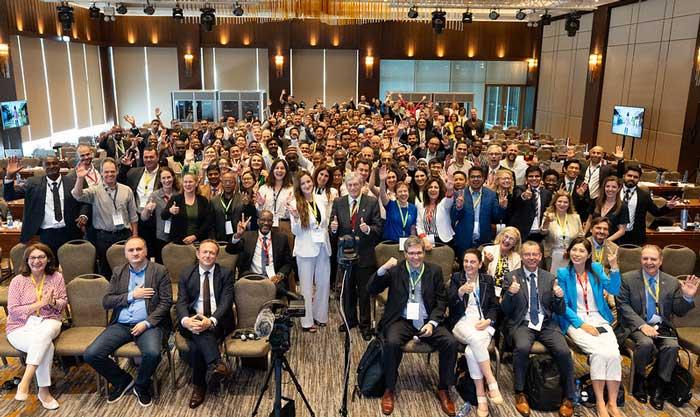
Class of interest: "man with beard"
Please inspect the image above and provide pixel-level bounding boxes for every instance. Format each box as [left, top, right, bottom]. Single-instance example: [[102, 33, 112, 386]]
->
[[581, 146, 615, 200], [464, 108, 484, 141], [500, 144, 528, 186]]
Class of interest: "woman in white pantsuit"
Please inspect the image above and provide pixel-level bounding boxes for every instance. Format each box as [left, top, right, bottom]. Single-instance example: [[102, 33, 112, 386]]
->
[[557, 237, 622, 417], [289, 171, 331, 333]]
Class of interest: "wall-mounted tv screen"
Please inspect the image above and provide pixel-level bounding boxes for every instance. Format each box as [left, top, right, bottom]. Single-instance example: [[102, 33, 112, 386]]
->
[[612, 105, 644, 138], [1, 100, 29, 129]]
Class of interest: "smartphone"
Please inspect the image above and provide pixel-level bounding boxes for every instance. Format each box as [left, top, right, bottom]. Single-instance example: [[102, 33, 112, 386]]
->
[[596, 326, 607, 334]]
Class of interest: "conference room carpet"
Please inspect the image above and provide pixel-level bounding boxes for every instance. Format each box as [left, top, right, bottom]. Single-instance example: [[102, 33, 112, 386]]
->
[[1, 293, 699, 417]]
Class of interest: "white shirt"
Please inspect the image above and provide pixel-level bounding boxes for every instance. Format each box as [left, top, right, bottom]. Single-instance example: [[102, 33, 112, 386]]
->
[[529, 187, 542, 232], [84, 166, 102, 187], [136, 167, 158, 209], [584, 163, 601, 199], [42, 178, 66, 229], [195, 266, 218, 322], [251, 232, 274, 275], [500, 157, 528, 186], [575, 276, 606, 325], [620, 186, 638, 231]]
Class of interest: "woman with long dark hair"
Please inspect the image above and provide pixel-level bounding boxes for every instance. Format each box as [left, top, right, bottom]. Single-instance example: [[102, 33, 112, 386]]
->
[[256, 158, 295, 249], [141, 166, 181, 259], [415, 177, 454, 250], [161, 172, 212, 244], [583, 175, 629, 242]]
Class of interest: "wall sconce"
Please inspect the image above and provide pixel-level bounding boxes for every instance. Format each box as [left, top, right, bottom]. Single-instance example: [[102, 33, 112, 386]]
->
[[364, 55, 374, 78], [527, 58, 538, 69], [274, 54, 284, 77], [588, 53, 603, 82], [695, 47, 700, 87], [0, 44, 10, 79], [183, 53, 194, 77]]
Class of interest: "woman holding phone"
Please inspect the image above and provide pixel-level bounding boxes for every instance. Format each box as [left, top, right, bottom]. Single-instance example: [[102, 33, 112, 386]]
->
[[557, 237, 622, 417]]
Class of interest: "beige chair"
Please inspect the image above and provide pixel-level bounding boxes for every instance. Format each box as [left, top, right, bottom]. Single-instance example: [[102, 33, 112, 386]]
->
[[216, 241, 239, 276], [58, 240, 96, 284], [161, 243, 197, 302], [54, 275, 110, 393], [661, 245, 697, 277], [640, 170, 657, 183], [536, 148, 552, 161], [682, 186, 700, 200], [617, 244, 642, 274], [10, 242, 27, 276], [113, 336, 175, 398], [105, 240, 127, 273], [673, 276, 700, 377], [0, 329, 24, 367], [224, 276, 277, 369], [372, 242, 404, 322], [663, 171, 681, 182]]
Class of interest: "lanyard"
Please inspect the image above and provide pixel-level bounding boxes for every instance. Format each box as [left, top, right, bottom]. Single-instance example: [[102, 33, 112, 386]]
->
[[593, 244, 604, 264], [471, 191, 482, 209], [463, 273, 484, 319], [398, 203, 410, 233], [31, 273, 46, 315], [406, 262, 425, 301], [273, 188, 282, 212], [221, 196, 233, 214], [586, 165, 599, 183], [114, 139, 125, 156], [644, 275, 660, 313], [308, 199, 321, 223], [576, 271, 590, 315], [143, 170, 156, 190], [555, 213, 568, 239], [106, 186, 119, 209]]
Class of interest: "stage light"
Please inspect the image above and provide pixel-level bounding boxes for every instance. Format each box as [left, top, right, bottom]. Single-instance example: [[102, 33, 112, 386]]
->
[[144, 1, 155, 15], [431, 9, 446, 34], [462, 11, 473, 24], [89, 3, 101, 19], [565, 12, 580, 37], [541, 10, 552, 26], [489, 9, 500, 20], [407, 6, 418, 19], [116, 3, 127, 15], [516, 9, 526, 20], [233, 2, 244, 16], [173, 3, 184, 21], [56, 2, 74, 35], [200, 5, 216, 32]]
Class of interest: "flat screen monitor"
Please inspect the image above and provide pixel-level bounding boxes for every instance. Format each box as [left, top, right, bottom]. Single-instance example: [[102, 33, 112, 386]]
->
[[612, 105, 644, 138], [1, 100, 29, 129]]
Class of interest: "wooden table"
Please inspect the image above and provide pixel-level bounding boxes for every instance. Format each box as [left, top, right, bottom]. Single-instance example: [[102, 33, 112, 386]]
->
[[7, 199, 23, 220], [0, 226, 22, 257], [646, 228, 700, 253]]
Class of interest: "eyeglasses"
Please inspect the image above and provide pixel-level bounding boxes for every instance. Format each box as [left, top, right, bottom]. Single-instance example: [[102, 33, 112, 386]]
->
[[406, 251, 424, 256], [28, 255, 47, 261]]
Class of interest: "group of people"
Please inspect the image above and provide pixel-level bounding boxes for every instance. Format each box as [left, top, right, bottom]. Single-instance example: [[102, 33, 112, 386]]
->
[[3, 94, 696, 416]]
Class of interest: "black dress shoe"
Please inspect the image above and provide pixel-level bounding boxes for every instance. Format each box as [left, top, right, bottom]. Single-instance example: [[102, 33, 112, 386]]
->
[[361, 329, 373, 341], [650, 385, 664, 410], [338, 324, 356, 333], [632, 375, 647, 404]]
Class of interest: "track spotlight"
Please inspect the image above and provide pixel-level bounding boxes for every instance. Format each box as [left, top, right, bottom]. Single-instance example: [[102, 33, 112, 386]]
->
[[516, 9, 526, 20], [462, 11, 473, 24], [489, 9, 500, 20], [407, 6, 418, 19], [233, 2, 244, 16], [173, 4, 184, 21], [431, 9, 446, 34], [565, 12, 580, 37], [116, 3, 127, 15], [200, 5, 216, 32], [56, 2, 74, 35], [89, 3, 101, 19], [144, 1, 155, 15], [541, 10, 552, 26]]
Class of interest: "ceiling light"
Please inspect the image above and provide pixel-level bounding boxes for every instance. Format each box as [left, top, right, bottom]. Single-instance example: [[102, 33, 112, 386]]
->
[[431, 9, 446, 34], [173, 4, 184, 21], [541, 10, 552, 26], [233, 2, 244, 16], [200, 5, 216, 32], [565, 12, 580, 37], [56, 2, 74, 35], [489, 9, 500, 20], [143, 1, 155, 15], [89, 3, 101, 19], [516, 9, 526, 20], [407, 6, 418, 19], [116, 3, 127, 14], [462, 11, 473, 24]]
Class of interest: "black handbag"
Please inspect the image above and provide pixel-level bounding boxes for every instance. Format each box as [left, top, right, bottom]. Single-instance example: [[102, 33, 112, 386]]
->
[[578, 373, 625, 408], [648, 348, 694, 407]]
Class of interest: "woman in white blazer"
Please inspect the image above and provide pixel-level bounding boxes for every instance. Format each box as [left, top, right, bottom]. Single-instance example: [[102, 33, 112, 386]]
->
[[289, 171, 331, 332], [415, 177, 455, 250]]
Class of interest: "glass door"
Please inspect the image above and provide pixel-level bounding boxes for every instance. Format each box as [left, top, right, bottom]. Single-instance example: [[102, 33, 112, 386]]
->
[[484, 85, 524, 129]]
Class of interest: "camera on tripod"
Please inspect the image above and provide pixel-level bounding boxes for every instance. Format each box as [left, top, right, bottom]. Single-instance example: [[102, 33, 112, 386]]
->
[[337, 234, 359, 267], [265, 299, 305, 353]]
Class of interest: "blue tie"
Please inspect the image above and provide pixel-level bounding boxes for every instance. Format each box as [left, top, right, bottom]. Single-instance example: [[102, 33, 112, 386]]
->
[[411, 270, 425, 330], [529, 273, 539, 325], [646, 276, 657, 322]]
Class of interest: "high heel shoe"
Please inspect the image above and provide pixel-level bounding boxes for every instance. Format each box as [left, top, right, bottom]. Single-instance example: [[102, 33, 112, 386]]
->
[[487, 382, 503, 405], [14, 389, 28, 401], [476, 396, 489, 417], [37, 391, 60, 410]]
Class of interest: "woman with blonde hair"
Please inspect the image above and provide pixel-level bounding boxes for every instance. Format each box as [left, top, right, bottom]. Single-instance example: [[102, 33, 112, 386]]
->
[[541, 190, 583, 272], [481, 226, 522, 294]]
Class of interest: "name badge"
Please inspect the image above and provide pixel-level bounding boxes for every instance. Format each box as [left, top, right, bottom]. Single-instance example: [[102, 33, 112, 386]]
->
[[406, 302, 420, 320], [496, 223, 506, 234], [163, 220, 171, 234], [312, 229, 325, 243], [527, 313, 545, 332], [26, 315, 43, 327], [426, 234, 436, 244], [112, 212, 124, 227], [471, 129, 477, 137], [649, 314, 662, 325], [399, 237, 408, 251], [273, 216, 280, 228], [265, 264, 276, 279], [225, 220, 234, 235], [494, 287, 502, 297]]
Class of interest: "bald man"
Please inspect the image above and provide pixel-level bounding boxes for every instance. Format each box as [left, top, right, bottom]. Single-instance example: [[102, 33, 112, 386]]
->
[[581, 146, 615, 200]]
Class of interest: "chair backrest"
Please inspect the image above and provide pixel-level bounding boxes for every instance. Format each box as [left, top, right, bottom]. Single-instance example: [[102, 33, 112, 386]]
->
[[233, 276, 277, 329], [216, 242, 239, 275], [66, 275, 109, 327], [57, 240, 96, 284], [682, 186, 700, 200], [424, 244, 456, 285], [105, 241, 127, 272], [640, 171, 657, 183], [375, 242, 404, 269], [10, 242, 26, 276], [663, 171, 680, 182], [536, 148, 552, 161], [617, 244, 642, 274], [672, 275, 700, 328], [661, 245, 697, 277], [161, 242, 197, 283]]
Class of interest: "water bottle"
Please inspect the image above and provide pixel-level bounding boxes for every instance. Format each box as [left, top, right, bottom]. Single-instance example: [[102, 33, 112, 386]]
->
[[6, 211, 13, 228], [456, 401, 471, 417], [681, 208, 689, 230], [655, 171, 662, 185], [682, 170, 688, 184], [574, 379, 581, 407], [694, 214, 700, 231]]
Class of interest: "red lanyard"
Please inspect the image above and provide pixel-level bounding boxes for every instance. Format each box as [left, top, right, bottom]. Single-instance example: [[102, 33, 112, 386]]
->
[[576, 271, 589, 315]]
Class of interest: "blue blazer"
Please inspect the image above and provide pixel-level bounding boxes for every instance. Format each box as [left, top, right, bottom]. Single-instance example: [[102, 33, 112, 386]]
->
[[451, 188, 504, 253], [556, 262, 621, 332]]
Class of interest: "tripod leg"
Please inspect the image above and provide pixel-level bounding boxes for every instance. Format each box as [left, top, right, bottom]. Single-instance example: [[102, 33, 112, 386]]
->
[[251, 356, 277, 417], [281, 356, 316, 417]]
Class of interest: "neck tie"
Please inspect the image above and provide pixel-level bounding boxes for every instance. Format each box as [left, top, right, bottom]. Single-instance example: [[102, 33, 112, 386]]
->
[[51, 182, 63, 222], [646, 276, 656, 322], [529, 273, 539, 325], [533, 188, 540, 223], [411, 270, 425, 330], [261, 236, 270, 266], [624, 189, 632, 204], [568, 181, 574, 195], [202, 271, 212, 317], [350, 199, 358, 229]]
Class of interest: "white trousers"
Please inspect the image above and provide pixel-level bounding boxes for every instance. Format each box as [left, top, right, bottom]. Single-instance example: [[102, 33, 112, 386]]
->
[[567, 323, 621, 381], [7, 318, 62, 387], [297, 245, 331, 328], [452, 317, 492, 380]]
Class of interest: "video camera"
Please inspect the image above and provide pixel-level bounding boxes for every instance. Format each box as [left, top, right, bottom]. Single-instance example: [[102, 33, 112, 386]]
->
[[257, 298, 305, 354], [337, 234, 359, 268]]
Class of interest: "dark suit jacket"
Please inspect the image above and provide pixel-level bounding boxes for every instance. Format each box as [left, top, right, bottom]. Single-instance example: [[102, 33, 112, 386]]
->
[[615, 269, 695, 343], [330, 194, 383, 269], [617, 187, 671, 246], [559, 177, 591, 221], [464, 119, 485, 140], [210, 193, 248, 241], [161, 194, 212, 243], [104, 261, 173, 330], [367, 261, 447, 332], [176, 264, 235, 337], [508, 185, 552, 239], [412, 146, 447, 162], [225, 230, 293, 280], [451, 187, 505, 253], [117, 165, 159, 208], [3, 175, 89, 243], [580, 162, 616, 190], [446, 272, 499, 330], [501, 267, 565, 333]]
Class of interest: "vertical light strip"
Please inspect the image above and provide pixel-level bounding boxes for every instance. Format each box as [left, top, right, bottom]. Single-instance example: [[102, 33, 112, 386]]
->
[[144, 47, 152, 118], [200, 47, 205, 88], [323, 49, 327, 105], [83, 43, 94, 126], [97, 46, 107, 124], [255, 48, 260, 91], [355, 49, 359, 102], [213, 48, 218, 90], [66, 42, 79, 129], [109, 47, 119, 123], [40, 38, 55, 137], [289, 49, 294, 96], [16, 35, 32, 141]]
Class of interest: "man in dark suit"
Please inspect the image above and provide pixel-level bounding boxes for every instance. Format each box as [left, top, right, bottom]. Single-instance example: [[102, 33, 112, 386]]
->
[[3, 156, 89, 259], [617, 165, 678, 246], [412, 136, 447, 162], [330, 172, 383, 340], [501, 241, 575, 417], [615, 245, 698, 410], [509, 166, 552, 242], [225, 210, 293, 296], [84, 237, 172, 408], [367, 236, 457, 416], [559, 159, 591, 222], [414, 117, 437, 144], [210, 171, 248, 242], [176, 240, 234, 409], [464, 108, 485, 142]]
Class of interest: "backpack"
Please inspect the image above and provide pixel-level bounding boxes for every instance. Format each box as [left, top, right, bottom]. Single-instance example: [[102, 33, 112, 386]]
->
[[578, 373, 625, 408], [454, 356, 477, 405], [649, 348, 694, 407], [354, 336, 385, 398], [525, 354, 563, 411]]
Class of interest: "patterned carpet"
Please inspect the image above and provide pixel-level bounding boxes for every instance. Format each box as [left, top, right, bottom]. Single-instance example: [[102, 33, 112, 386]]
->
[[1, 287, 700, 417]]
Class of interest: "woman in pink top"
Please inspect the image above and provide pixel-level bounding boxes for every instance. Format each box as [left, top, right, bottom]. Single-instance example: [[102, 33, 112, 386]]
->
[[6, 243, 67, 410]]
